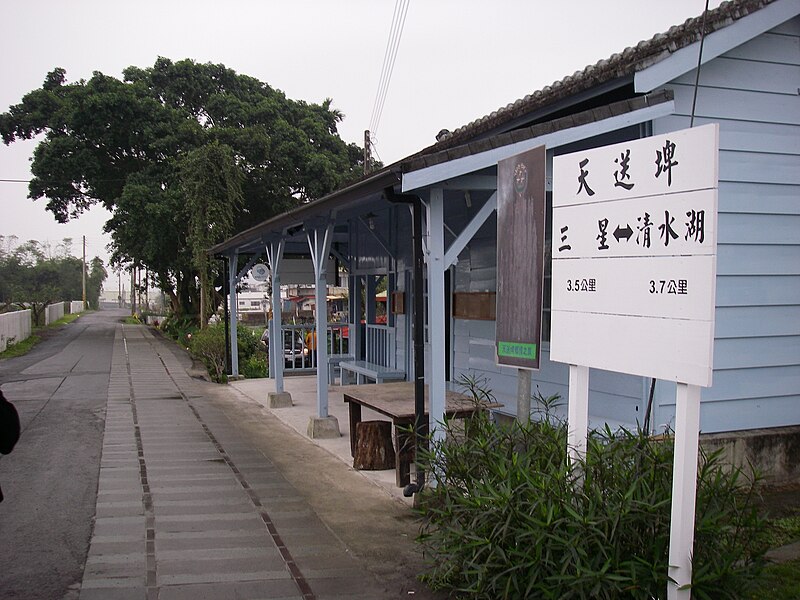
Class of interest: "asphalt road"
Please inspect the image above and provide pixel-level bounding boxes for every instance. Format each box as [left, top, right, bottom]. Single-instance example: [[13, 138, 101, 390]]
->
[[0, 309, 127, 600]]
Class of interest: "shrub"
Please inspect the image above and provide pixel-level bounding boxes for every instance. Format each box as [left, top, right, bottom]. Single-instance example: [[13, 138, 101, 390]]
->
[[416, 381, 766, 600], [236, 326, 260, 364], [187, 322, 264, 382], [188, 324, 227, 382], [161, 314, 199, 347], [241, 352, 267, 379]]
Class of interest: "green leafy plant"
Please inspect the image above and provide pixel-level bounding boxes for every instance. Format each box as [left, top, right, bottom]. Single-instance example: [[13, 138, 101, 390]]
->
[[0, 335, 40, 359], [161, 314, 199, 347], [416, 382, 767, 599], [241, 352, 267, 379], [187, 322, 263, 382], [188, 323, 228, 382]]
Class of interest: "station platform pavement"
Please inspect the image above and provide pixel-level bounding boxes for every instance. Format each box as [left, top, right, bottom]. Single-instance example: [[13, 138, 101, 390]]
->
[[79, 324, 439, 600]]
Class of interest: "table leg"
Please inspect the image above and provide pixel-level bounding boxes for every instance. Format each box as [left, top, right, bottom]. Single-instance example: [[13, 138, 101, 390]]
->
[[348, 401, 362, 457], [395, 423, 413, 488]]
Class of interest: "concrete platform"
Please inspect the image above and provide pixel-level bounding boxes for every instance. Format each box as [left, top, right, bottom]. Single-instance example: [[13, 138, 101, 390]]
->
[[230, 377, 410, 504], [78, 325, 440, 600]]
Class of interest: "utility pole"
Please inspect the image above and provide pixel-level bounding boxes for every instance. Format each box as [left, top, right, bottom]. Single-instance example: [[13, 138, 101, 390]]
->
[[82, 235, 87, 309], [364, 130, 371, 175]]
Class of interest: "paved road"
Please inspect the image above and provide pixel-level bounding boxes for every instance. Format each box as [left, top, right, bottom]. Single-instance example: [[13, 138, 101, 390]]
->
[[0, 309, 123, 599], [1, 311, 439, 600]]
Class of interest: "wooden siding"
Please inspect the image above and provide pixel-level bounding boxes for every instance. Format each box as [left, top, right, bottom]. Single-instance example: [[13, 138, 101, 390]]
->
[[451, 238, 647, 428], [446, 17, 799, 433], [653, 16, 800, 433]]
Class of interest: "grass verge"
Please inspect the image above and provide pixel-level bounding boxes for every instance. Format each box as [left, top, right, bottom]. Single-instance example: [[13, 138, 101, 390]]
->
[[749, 558, 800, 599], [0, 334, 42, 359], [748, 514, 800, 598]]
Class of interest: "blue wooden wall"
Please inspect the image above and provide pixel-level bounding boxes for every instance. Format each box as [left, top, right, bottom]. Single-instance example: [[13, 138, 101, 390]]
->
[[444, 17, 799, 434], [652, 16, 800, 433]]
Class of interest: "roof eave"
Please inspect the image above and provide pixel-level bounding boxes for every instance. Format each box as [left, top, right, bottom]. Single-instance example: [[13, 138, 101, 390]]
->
[[209, 167, 400, 257]]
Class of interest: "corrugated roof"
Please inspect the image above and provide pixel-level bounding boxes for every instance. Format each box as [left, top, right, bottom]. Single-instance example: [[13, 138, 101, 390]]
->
[[411, 0, 772, 158]]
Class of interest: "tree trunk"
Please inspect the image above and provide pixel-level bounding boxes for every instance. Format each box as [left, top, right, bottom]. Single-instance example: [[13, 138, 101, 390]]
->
[[353, 421, 395, 470], [199, 270, 207, 328], [158, 272, 180, 315]]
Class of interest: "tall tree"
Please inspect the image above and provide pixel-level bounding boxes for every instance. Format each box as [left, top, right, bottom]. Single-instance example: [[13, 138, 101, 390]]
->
[[180, 141, 242, 327], [0, 58, 364, 317], [87, 257, 107, 310]]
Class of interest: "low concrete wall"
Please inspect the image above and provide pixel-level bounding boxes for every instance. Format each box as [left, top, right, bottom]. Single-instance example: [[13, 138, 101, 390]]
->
[[45, 302, 66, 326], [494, 412, 799, 485], [0, 309, 32, 352], [69, 300, 85, 313], [701, 425, 800, 485]]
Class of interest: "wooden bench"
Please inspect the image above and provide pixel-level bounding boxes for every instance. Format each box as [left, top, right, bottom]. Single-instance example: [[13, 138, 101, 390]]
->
[[338, 360, 406, 385], [327, 353, 354, 384]]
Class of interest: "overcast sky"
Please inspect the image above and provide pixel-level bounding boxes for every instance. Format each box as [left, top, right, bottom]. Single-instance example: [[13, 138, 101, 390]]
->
[[0, 0, 722, 267]]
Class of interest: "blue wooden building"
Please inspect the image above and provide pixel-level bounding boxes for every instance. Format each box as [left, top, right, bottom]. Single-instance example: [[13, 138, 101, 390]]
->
[[212, 0, 799, 451]]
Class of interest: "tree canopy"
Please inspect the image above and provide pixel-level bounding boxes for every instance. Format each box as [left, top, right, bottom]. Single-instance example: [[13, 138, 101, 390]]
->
[[0, 58, 365, 316]]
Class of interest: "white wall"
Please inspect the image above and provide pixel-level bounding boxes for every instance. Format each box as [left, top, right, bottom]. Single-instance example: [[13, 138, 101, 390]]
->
[[0, 310, 32, 352], [45, 302, 66, 325]]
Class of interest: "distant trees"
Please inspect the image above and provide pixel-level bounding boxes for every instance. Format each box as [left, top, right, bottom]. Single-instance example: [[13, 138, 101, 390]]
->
[[0, 58, 365, 319], [0, 236, 106, 324]]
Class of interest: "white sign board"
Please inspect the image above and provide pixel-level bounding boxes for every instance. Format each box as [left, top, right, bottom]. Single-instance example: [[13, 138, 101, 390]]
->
[[550, 124, 719, 387]]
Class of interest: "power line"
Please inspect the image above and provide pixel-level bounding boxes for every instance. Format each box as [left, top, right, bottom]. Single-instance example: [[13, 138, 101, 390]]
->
[[369, 0, 404, 133], [369, 0, 411, 137], [373, 0, 410, 134]]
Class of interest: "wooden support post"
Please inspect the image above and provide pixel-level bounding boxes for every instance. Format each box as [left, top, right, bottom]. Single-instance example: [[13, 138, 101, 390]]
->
[[266, 241, 285, 393], [517, 369, 531, 423], [307, 224, 333, 419], [427, 188, 447, 449]]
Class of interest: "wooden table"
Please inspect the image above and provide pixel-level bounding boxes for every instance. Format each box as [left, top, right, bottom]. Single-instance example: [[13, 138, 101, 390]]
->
[[340, 382, 502, 487]]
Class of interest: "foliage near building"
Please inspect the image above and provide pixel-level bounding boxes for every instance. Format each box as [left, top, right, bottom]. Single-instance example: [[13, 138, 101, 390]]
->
[[417, 380, 767, 599]]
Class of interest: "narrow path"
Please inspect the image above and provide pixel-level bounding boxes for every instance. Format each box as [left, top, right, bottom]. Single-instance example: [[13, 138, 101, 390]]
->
[[80, 324, 387, 600], [0, 311, 114, 600]]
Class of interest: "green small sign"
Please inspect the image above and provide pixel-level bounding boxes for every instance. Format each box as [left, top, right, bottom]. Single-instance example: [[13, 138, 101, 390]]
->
[[497, 341, 538, 360]]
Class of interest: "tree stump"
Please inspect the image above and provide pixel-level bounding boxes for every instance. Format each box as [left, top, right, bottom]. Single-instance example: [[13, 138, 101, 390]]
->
[[353, 420, 395, 470]]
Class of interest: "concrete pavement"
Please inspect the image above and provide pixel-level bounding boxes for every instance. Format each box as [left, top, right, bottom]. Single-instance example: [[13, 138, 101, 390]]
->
[[77, 322, 437, 600], [0, 310, 115, 600]]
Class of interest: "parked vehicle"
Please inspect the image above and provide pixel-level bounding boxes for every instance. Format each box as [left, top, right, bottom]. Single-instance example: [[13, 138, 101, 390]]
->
[[261, 328, 311, 368]]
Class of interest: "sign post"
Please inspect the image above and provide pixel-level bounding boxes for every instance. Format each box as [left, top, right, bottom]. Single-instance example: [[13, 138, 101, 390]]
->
[[496, 146, 546, 421], [551, 124, 719, 599]]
